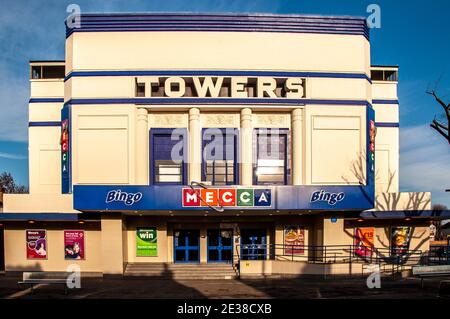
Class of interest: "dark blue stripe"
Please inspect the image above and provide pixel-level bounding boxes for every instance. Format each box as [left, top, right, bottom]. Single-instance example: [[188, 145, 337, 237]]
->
[[29, 98, 64, 103], [0, 213, 78, 221], [0, 212, 101, 221], [29, 121, 61, 127], [68, 98, 371, 107], [67, 28, 369, 40], [64, 70, 371, 83], [372, 99, 399, 105], [360, 210, 450, 219], [79, 22, 366, 30], [375, 122, 399, 127], [75, 13, 368, 22], [66, 13, 369, 40]]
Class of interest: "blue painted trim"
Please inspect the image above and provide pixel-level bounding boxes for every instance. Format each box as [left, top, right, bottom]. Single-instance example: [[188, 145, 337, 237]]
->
[[61, 103, 72, 194], [28, 121, 61, 127], [68, 28, 368, 39], [375, 122, 399, 128], [73, 184, 374, 211], [372, 99, 399, 105], [0, 213, 78, 221], [29, 98, 64, 103], [67, 98, 372, 107], [365, 107, 375, 207], [64, 70, 371, 83], [360, 210, 450, 219], [66, 13, 369, 40], [149, 128, 188, 185]]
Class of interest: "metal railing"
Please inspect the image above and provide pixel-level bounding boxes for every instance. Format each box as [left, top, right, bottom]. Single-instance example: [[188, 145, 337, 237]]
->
[[422, 245, 450, 265], [233, 244, 424, 276]]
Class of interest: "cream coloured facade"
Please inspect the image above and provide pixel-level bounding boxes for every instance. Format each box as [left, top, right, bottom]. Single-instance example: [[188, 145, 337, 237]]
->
[[0, 13, 434, 276]]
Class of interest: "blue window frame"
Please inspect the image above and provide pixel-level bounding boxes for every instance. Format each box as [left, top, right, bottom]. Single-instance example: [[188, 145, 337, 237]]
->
[[253, 128, 290, 185], [201, 128, 239, 185], [149, 128, 187, 185]]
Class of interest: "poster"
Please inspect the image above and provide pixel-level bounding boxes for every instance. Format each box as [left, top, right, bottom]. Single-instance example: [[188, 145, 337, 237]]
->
[[64, 230, 85, 260], [26, 230, 47, 259], [136, 228, 157, 257], [284, 226, 305, 255], [354, 227, 374, 257], [391, 227, 411, 256]]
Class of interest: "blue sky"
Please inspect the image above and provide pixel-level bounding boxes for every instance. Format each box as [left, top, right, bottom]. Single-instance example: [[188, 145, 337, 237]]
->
[[0, 0, 449, 205]]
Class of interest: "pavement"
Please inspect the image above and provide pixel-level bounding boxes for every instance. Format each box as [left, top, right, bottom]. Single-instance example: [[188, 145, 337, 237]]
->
[[0, 274, 448, 299]]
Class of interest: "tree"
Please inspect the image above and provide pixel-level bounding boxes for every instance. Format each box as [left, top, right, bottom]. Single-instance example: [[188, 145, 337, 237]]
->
[[426, 89, 450, 144], [0, 172, 28, 194], [342, 152, 431, 261], [432, 204, 448, 212]]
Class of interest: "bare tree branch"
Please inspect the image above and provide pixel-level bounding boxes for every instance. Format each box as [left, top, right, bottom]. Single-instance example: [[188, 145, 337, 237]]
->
[[426, 89, 450, 144], [430, 121, 449, 141]]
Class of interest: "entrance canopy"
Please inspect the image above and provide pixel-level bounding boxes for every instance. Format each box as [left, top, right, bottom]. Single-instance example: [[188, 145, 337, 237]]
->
[[73, 184, 374, 212]]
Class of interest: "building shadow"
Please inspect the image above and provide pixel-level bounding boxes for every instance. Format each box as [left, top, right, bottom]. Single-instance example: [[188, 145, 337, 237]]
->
[[0, 263, 206, 299], [106, 263, 206, 299], [236, 273, 438, 299]]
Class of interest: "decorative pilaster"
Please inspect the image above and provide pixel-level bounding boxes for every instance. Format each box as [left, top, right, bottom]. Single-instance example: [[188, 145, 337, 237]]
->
[[240, 108, 253, 185], [291, 108, 303, 185], [189, 108, 201, 183], [136, 108, 149, 185]]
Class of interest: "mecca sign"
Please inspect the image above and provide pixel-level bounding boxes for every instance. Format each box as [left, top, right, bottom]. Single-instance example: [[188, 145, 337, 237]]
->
[[182, 187, 272, 207]]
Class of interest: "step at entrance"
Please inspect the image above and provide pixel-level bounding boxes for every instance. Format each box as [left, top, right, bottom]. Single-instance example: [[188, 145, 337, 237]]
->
[[124, 263, 238, 279]]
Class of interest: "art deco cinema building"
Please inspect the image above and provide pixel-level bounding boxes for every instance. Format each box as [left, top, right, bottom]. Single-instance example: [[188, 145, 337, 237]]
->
[[0, 13, 434, 277]]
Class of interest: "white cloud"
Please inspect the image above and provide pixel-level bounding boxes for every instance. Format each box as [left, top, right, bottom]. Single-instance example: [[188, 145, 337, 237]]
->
[[400, 124, 450, 207], [0, 152, 27, 160], [0, 1, 283, 143], [0, 76, 29, 142], [0, 1, 65, 142]]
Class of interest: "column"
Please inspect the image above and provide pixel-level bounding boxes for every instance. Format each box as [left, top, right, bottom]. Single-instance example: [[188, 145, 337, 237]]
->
[[189, 108, 201, 183], [200, 228, 207, 264], [135, 107, 149, 185], [240, 108, 253, 186], [101, 213, 124, 275], [291, 108, 303, 185]]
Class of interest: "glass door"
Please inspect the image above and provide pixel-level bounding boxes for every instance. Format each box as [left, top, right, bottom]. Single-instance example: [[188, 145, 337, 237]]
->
[[174, 230, 200, 263], [240, 229, 266, 260], [207, 229, 233, 263]]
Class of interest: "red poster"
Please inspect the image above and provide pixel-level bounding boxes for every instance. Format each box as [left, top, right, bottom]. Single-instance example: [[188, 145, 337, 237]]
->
[[354, 227, 374, 257], [64, 230, 85, 260], [284, 226, 305, 255], [26, 230, 47, 259]]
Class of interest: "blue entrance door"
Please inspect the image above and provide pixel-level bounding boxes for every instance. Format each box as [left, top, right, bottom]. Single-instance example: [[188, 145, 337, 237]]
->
[[174, 230, 200, 263], [207, 229, 233, 263], [241, 229, 266, 260]]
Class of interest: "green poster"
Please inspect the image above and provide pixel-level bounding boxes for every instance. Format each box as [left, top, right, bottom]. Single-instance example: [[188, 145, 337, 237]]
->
[[136, 228, 157, 257]]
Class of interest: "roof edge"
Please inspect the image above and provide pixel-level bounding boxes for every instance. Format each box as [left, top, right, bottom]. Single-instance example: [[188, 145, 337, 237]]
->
[[76, 11, 367, 20]]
